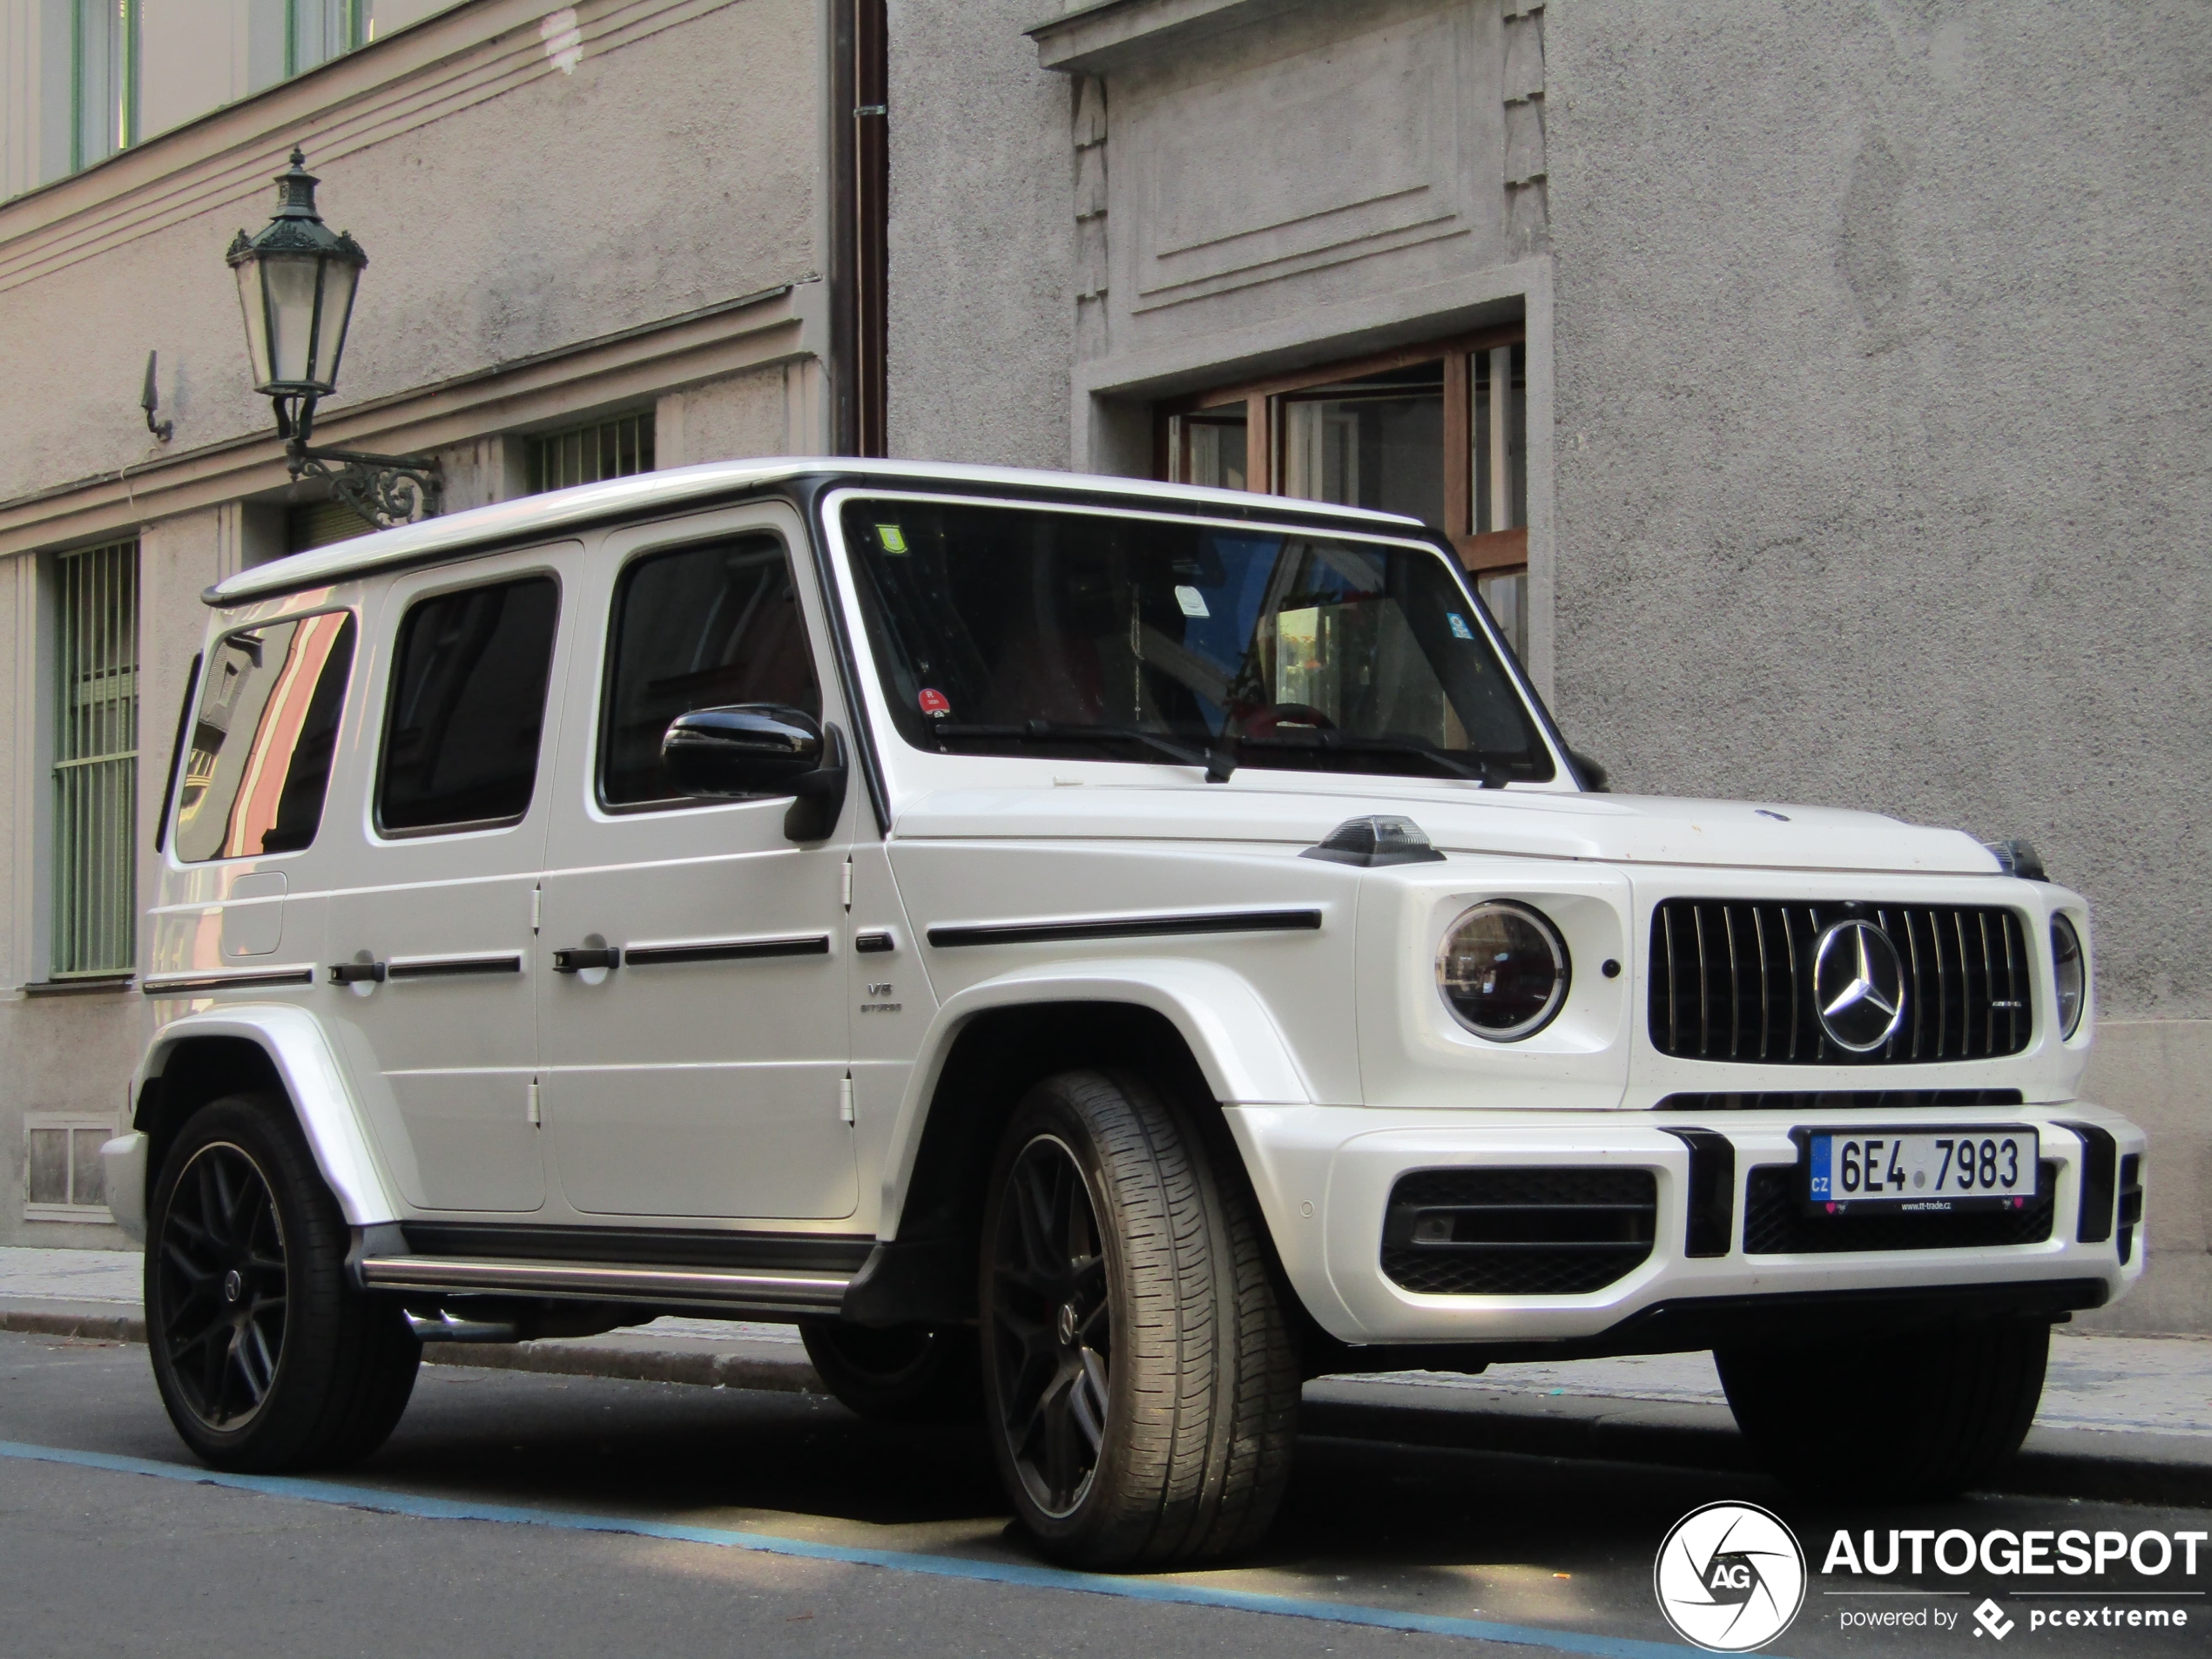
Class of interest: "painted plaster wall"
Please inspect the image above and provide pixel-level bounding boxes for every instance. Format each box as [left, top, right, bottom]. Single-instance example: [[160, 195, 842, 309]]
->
[[0, 0, 823, 506], [883, 0, 1071, 469], [1543, 1, 2212, 1330]]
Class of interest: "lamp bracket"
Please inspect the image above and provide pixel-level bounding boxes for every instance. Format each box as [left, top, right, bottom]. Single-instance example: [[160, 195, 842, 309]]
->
[[287, 441, 444, 529]]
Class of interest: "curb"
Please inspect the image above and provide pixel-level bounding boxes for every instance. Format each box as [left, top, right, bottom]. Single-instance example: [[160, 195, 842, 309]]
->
[[9, 1310, 2207, 1507]]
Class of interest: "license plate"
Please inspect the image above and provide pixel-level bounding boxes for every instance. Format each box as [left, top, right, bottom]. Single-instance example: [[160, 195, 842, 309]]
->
[[1802, 1127, 2039, 1215]]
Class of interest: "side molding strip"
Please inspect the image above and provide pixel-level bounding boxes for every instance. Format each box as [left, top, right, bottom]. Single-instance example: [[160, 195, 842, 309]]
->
[[141, 965, 316, 995], [386, 952, 526, 981], [927, 908, 1322, 949], [622, 934, 832, 967], [359, 1255, 851, 1314]]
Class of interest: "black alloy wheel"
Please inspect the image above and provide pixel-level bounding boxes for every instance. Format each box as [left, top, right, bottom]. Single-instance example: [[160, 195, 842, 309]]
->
[[988, 1132, 1113, 1518], [978, 1070, 1299, 1568], [145, 1095, 421, 1471], [156, 1140, 291, 1431]]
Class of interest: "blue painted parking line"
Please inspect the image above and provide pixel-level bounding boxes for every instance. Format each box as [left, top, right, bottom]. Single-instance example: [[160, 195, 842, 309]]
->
[[0, 1438, 1719, 1657]]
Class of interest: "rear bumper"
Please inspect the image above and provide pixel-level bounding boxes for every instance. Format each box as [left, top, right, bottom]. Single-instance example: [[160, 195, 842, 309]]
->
[[1223, 1102, 2145, 1351]]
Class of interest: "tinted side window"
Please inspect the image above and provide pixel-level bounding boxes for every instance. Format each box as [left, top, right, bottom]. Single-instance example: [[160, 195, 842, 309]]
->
[[378, 577, 559, 833], [600, 536, 820, 807], [173, 612, 356, 862]]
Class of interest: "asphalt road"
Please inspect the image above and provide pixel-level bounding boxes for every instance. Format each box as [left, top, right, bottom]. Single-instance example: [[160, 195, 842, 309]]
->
[[3, 1329, 2204, 1659]]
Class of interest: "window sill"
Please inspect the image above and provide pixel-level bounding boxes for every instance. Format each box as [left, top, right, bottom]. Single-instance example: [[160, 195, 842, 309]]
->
[[1028, 0, 1286, 75], [1454, 527, 1527, 574], [23, 976, 136, 999], [23, 1205, 117, 1224]]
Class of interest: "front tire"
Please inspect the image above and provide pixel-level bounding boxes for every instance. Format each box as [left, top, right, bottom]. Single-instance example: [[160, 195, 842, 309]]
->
[[145, 1096, 421, 1471], [979, 1070, 1298, 1569], [799, 1319, 983, 1424], [1716, 1318, 2051, 1501]]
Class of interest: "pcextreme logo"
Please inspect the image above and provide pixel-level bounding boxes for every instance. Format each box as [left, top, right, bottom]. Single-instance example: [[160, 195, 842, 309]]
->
[[1654, 1501, 1808, 1652]]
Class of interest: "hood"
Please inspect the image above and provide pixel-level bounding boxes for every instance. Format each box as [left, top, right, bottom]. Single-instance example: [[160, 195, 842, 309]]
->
[[890, 777, 2002, 877]]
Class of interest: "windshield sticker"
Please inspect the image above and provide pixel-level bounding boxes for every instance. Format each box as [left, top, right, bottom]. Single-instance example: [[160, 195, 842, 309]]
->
[[1174, 584, 1210, 618], [1447, 612, 1474, 640], [918, 688, 951, 718], [877, 524, 909, 554]]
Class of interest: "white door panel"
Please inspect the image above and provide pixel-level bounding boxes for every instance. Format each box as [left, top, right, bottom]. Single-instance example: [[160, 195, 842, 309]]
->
[[536, 506, 858, 1222], [325, 547, 579, 1215]]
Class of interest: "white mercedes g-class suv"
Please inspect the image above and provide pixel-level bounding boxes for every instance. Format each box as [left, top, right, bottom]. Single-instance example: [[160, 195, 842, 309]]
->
[[106, 461, 2143, 1568]]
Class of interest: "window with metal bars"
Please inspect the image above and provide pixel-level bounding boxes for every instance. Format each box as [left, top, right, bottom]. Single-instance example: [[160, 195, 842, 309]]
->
[[51, 539, 139, 977], [525, 412, 656, 495]]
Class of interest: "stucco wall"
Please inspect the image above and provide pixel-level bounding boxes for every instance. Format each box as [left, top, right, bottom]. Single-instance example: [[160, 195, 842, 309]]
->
[[884, 0, 1071, 469], [0, 0, 823, 506]]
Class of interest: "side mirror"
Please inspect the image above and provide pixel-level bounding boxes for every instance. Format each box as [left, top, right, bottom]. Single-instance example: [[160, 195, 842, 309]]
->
[[661, 704, 848, 841]]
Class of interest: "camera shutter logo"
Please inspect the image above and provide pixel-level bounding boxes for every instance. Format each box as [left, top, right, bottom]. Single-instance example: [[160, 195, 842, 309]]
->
[[1654, 1501, 1807, 1652]]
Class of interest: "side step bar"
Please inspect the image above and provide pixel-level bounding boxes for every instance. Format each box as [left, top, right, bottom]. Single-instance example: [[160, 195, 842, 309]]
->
[[359, 1254, 851, 1318]]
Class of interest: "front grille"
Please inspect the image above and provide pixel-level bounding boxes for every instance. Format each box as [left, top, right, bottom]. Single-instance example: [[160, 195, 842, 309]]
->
[[1655, 1089, 2024, 1112], [1649, 900, 2032, 1065], [1742, 1162, 2056, 1254], [1381, 1167, 1657, 1296]]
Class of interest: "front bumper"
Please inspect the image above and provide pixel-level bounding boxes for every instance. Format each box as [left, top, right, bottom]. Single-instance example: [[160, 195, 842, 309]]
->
[[1223, 1102, 2144, 1350]]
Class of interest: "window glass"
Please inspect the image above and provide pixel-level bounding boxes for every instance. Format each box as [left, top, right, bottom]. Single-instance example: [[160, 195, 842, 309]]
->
[[600, 535, 819, 806], [174, 610, 356, 861], [1281, 361, 1446, 529], [377, 577, 557, 833], [846, 500, 1552, 783], [1170, 410, 1249, 492]]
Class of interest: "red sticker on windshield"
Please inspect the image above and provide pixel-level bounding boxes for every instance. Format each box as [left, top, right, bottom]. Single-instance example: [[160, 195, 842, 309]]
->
[[918, 688, 951, 718]]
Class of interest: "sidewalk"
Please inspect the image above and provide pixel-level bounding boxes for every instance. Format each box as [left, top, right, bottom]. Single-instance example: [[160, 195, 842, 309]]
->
[[8, 1246, 2207, 1504]]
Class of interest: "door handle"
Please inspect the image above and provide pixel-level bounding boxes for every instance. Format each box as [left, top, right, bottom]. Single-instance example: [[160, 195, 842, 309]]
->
[[327, 961, 388, 984], [551, 946, 622, 973]]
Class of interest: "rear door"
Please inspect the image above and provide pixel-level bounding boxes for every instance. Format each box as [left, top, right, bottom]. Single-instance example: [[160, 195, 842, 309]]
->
[[323, 546, 578, 1214], [536, 502, 859, 1220]]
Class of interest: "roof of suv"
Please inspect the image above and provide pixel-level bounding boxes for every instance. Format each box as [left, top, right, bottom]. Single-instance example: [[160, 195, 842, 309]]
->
[[206, 457, 1428, 606]]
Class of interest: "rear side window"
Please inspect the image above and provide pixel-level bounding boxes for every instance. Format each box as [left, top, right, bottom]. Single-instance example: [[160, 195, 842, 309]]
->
[[172, 611, 357, 861], [599, 535, 819, 807], [378, 576, 559, 834]]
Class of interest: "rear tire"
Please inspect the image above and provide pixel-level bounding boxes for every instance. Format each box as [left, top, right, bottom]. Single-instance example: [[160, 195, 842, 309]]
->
[[799, 1319, 983, 1424], [979, 1069, 1299, 1569], [1716, 1318, 2051, 1501], [145, 1096, 420, 1471]]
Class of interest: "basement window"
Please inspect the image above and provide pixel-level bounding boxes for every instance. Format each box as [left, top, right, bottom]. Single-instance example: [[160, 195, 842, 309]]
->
[[24, 1116, 113, 1223]]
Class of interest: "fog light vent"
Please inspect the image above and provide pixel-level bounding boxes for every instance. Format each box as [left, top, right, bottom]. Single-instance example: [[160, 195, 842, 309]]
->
[[1381, 1166, 1657, 1296], [2118, 1154, 2143, 1265]]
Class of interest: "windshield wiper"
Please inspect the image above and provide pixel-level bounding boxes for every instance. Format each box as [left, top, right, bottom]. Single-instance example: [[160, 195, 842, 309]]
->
[[931, 721, 1217, 772], [1230, 731, 1499, 786]]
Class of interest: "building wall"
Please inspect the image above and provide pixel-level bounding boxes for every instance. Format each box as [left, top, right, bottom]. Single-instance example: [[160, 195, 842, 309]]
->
[[1543, 0, 2212, 1330], [883, 0, 1070, 471], [0, 0, 834, 1247]]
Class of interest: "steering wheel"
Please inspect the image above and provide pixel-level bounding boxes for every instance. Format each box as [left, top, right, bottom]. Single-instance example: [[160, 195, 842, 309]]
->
[[1235, 703, 1336, 738]]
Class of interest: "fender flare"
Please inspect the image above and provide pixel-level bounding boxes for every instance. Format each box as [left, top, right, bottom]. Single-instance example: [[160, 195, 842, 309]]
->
[[877, 955, 1316, 1234], [132, 1004, 401, 1227]]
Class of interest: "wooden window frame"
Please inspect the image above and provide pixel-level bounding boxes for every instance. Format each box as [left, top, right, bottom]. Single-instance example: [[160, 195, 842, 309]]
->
[[1154, 327, 1527, 573]]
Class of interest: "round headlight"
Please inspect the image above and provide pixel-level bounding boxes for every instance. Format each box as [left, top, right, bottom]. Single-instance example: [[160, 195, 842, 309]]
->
[[1437, 900, 1570, 1041], [2051, 915, 2086, 1041]]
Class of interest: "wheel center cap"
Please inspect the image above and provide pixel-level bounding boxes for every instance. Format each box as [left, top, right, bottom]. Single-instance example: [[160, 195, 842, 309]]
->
[[1055, 1301, 1079, 1346], [221, 1269, 244, 1305]]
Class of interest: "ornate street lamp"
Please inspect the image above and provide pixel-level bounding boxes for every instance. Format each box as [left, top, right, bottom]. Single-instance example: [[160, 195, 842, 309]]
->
[[227, 149, 442, 527]]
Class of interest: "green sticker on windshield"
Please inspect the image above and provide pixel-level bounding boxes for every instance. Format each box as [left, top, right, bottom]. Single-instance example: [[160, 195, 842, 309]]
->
[[877, 524, 908, 554]]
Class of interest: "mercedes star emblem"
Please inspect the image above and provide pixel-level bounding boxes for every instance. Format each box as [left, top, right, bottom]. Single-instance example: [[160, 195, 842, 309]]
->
[[1811, 920, 1907, 1053]]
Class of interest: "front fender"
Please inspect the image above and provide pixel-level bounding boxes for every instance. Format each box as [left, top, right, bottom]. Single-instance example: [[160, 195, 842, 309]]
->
[[878, 955, 1316, 1234], [134, 1005, 401, 1227]]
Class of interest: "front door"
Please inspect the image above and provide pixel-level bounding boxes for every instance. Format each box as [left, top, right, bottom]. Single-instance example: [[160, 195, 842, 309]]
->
[[324, 546, 578, 1214], [536, 506, 858, 1220]]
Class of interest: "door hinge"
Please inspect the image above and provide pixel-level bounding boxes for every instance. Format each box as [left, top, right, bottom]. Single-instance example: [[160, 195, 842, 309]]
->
[[841, 857, 853, 911], [527, 1077, 542, 1127], [530, 885, 542, 934], [840, 1074, 855, 1126]]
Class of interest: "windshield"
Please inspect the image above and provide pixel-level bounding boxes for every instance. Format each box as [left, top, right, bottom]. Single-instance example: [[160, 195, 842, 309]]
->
[[841, 498, 1554, 782]]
